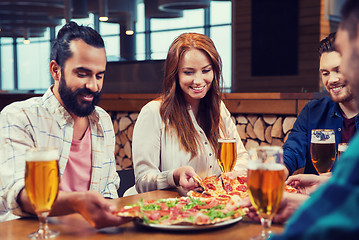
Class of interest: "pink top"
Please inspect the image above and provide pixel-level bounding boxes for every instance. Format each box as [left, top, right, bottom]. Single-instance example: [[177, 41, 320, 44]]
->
[[60, 127, 92, 192]]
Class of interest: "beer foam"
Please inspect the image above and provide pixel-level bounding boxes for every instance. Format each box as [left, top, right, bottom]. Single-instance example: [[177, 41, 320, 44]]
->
[[26, 148, 59, 161], [248, 161, 284, 171], [311, 130, 335, 143], [218, 138, 236, 143], [338, 144, 348, 152]]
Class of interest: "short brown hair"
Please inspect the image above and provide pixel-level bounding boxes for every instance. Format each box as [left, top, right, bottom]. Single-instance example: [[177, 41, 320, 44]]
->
[[318, 32, 336, 56]]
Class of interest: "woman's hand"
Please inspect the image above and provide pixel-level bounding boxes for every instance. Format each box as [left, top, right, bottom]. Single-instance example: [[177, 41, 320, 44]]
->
[[173, 166, 201, 190]]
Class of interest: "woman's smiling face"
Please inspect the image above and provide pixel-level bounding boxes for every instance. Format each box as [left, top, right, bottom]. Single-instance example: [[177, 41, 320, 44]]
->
[[178, 48, 214, 107]]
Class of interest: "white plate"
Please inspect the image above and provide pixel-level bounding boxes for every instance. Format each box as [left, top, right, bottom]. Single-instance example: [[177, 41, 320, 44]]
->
[[134, 216, 242, 231]]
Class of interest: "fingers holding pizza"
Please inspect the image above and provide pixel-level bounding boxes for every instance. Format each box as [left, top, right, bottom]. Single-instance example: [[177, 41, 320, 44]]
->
[[286, 174, 329, 195], [173, 166, 203, 191]]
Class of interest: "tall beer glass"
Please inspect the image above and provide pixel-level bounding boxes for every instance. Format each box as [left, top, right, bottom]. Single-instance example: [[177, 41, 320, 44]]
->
[[25, 148, 60, 239], [310, 129, 336, 174], [217, 138, 237, 172], [248, 146, 285, 240]]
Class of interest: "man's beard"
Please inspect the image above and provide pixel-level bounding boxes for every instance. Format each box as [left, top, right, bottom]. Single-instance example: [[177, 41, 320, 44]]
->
[[328, 85, 353, 104], [58, 74, 101, 117]]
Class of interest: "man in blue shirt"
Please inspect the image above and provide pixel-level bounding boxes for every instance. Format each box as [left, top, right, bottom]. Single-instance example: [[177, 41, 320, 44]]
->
[[283, 32, 359, 177], [270, 0, 359, 238]]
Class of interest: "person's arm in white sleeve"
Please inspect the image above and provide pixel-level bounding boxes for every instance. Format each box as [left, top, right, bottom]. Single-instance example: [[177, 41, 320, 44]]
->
[[132, 101, 176, 193]]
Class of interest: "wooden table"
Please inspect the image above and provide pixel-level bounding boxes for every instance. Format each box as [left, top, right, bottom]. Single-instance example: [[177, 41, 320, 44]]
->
[[0, 190, 284, 240]]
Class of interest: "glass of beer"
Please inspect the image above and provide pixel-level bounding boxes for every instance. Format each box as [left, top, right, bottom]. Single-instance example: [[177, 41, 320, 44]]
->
[[310, 129, 336, 174], [25, 147, 60, 239], [217, 138, 237, 173], [247, 146, 285, 240], [337, 143, 348, 160]]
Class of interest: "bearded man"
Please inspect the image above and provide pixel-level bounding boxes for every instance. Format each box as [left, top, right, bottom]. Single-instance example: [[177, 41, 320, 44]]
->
[[0, 21, 129, 228]]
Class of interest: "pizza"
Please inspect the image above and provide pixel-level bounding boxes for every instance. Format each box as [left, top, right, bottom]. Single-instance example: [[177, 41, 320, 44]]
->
[[285, 184, 298, 193], [189, 173, 297, 202], [114, 195, 248, 226], [115, 174, 297, 226], [188, 174, 249, 202]]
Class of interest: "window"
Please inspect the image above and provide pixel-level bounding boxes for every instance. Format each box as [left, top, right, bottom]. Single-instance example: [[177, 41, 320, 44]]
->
[[136, 1, 232, 91], [0, 1, 232, 92], [0, 38, 14, 90], [17, 37, 51, 92], [100, 22, 120, 62]]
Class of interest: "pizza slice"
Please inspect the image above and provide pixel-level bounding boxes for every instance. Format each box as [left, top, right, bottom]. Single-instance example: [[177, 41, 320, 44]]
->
[[200, 174, 227, 197], [285, 184, 298, 193], [189, 173, 298, 207], [221, 174, 249, 199]]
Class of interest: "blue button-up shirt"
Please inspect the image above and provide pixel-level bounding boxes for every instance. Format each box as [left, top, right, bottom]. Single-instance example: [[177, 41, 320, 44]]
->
[[283, 96, 359, 176]]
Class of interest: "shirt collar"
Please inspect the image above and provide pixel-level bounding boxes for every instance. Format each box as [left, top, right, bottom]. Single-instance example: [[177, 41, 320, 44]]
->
[[332, 103, 342, 118]]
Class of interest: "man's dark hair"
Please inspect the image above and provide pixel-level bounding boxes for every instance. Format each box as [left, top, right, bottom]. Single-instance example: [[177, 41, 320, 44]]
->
[[340, 0, 359, 40], [50, 21, 105, 68], [318, 32, 336, 56]]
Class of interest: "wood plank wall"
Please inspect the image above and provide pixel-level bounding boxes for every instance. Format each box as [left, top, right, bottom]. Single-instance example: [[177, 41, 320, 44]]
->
[[233, 0, 333, 93]]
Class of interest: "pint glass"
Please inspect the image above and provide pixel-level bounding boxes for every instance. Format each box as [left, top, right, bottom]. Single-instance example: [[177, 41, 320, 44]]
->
[[247, 146, 285, 240], [217, 138, 237, 172], [310, 129, 336, 174], [25, 147, 60, 239]]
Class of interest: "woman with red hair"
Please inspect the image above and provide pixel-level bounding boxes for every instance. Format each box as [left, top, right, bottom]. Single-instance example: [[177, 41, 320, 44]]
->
[[132, 33, 248, 193]]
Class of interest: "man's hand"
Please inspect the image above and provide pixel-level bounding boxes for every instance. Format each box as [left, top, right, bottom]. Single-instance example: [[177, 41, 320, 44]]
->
[[272, 192, 309, 223], [18, 189, 130, 229], [68, 191, 131, 229], [238, 197, 260, 222], [239, 192, 309, 224], [286, 174, 330, 195], [173, 166, 200, 190]]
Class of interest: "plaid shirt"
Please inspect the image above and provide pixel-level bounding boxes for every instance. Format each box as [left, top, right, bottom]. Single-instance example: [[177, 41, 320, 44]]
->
[[0, 87, 119, 220], [271, 132, 359, 239]]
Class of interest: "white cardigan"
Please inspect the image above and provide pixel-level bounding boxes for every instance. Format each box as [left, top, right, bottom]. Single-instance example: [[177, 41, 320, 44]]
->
[[132, 100, 249, 193]]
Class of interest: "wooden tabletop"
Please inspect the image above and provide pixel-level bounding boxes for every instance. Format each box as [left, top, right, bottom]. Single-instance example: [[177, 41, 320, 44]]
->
[[0, 190, 284, 240]]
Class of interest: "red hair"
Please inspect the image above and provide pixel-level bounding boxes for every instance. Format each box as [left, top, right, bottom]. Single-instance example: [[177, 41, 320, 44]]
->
[[160, 33, 223, 157]]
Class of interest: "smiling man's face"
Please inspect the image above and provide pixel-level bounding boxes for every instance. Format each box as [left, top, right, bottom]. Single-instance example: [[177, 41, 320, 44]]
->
[[320, 50, 353, 104], [56, 39, 106, 117]]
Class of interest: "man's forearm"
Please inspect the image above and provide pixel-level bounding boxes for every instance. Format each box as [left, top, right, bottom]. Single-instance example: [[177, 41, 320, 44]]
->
[[17, 188, 78, 216]]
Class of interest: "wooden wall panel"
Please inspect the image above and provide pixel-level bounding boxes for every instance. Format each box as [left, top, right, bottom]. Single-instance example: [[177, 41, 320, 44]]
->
[[233, 0, 324, 93]]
